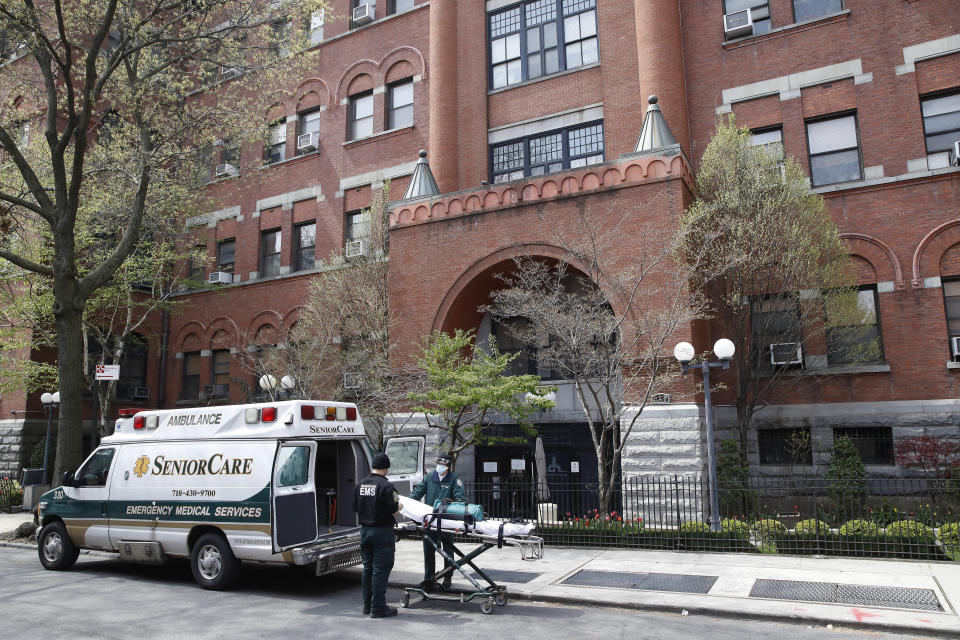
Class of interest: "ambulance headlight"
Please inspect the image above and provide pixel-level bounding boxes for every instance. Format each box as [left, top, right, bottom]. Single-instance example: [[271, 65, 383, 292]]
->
[[37, 501, 47, 516]]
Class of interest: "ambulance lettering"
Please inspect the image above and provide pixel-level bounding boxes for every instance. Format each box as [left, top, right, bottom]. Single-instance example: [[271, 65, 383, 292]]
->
[[165, 413, 223, 426], [149, 454, 254, 476]]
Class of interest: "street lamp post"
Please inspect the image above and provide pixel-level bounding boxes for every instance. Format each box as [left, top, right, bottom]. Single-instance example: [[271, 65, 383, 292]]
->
[[259, 374, 296, 399], [674, 339, 735, 531], [40, 391, 60, 485]]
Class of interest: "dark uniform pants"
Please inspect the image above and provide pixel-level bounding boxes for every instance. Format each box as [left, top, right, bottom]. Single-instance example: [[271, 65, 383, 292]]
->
[[360, 525, 396, 612], [423, 529, 454, 582]]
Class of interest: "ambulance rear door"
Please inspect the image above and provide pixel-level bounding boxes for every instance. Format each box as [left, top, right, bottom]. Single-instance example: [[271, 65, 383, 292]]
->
[[271, 440, 318, 553], [384, 435, 425, 496]]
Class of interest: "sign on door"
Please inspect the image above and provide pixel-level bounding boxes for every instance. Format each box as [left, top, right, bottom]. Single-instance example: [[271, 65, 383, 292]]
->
[[95, 364, 120, 380]]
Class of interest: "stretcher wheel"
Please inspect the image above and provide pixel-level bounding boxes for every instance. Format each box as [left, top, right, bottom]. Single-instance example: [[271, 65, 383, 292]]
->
[[400, 592, 411, 608], [481, 599, 494, 615], [495, 592, 508, 607]]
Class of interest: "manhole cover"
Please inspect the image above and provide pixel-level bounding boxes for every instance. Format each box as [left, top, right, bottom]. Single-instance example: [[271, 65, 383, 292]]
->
[[750, 579, 941, 612], [562, 570, 717, 594], [469, 569, 542, 584]]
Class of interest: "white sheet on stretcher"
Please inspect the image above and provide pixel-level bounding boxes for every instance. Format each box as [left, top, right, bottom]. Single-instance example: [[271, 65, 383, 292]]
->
[[398, 495, 536, 537]]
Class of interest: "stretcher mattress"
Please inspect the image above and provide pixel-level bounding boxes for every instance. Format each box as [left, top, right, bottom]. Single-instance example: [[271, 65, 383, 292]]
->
[[398, 495, 535, 537]]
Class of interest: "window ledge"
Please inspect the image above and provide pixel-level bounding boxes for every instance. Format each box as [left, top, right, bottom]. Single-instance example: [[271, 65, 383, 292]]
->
[[767, 363, 891, 377], [260, 149, 320, 172], [813, 164, 960, 195], [948, 362, 960, 370], [722, 10, 850, 49], [487, 62, 601, 96], [343, 125, 414, 149]]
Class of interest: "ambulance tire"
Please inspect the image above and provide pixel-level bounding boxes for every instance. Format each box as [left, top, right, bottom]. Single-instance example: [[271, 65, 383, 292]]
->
[[191, 532, 239, 590], [37, 521, 80, 571]]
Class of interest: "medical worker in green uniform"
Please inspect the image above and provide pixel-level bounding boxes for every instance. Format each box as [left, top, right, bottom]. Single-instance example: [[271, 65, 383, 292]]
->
[[408, 453, 465, 589]]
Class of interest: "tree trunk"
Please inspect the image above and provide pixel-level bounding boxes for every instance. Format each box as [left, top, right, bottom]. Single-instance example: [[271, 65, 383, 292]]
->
[[53, 301, 86, 480]]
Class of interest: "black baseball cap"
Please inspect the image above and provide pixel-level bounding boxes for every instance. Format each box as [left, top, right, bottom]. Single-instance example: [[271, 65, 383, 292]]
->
[[371, 453, 391, 469]]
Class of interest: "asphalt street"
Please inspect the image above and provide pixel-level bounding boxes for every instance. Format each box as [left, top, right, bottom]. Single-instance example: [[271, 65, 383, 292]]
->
[[0, 547, 933, 640]]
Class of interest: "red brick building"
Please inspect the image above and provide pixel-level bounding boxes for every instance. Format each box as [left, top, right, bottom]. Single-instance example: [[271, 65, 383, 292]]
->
[[4, 0, 960, 481]]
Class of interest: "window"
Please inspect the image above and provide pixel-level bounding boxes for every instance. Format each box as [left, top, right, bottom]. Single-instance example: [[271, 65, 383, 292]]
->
[[750, 127, 784, 163], [270, 19, 292, 58], [806, 113, 861, 187], [825, 286, 883, 366], [943, 279, 960, 350], [751, 296, 801, 368], [387, 79, 414, 130], [188, 244, 207, 284], [276, 445, 310, 487], [921, 91, 960, 169], [793, 0, 843, 23], [297, 109, 321, 155], [346, 210, 370, 242], [265, 120, 286, 164], [307, 9, 324, 44], [723, 0, 771, 37], [349, 91, 374, 140], [260, 228, 282, 277], [758, 428, 812, 465], [217, 239, 235, 273], [210, 349, 230, 398], [388, 0, 415, 14], [491, 121, 604, 183], [294, 222, 316, 272], [77, 448, 116, 487], [833, 427, 893, 465], [116, 337, 148, 400], [181, 352, 201, 400], [488, 0, 598, 90]]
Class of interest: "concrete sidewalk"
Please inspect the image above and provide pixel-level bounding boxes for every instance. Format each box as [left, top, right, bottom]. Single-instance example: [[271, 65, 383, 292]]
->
[[368, 537, 960, 636], [5, 509, 958, 636]]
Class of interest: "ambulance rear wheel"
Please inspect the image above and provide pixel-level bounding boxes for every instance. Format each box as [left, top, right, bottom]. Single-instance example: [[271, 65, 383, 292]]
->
[[191, 532, 239, 590], [38, 521, 79, 571]]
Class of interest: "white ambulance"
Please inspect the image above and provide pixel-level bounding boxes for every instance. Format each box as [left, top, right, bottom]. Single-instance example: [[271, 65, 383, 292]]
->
[[35, 400, 423, 590]]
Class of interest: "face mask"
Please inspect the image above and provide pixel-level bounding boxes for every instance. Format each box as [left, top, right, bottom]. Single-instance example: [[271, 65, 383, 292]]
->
[[436, 465, 448, 476]]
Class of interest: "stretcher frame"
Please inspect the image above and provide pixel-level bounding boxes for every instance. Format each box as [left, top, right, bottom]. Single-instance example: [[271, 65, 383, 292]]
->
[[397, 510, 544, 615]]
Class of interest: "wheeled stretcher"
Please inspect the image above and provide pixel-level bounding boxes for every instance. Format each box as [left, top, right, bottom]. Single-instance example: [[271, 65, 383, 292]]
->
[[396, 496, 544, 614]]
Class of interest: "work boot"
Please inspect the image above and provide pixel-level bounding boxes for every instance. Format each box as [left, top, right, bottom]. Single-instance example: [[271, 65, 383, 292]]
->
[[362, 604, 371, 615], [370, 607, 398, 618]]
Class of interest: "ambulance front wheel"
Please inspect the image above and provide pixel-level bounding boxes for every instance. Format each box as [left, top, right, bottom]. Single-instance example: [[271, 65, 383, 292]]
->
[[191, 532, 239, 590], [38, 521, 79, 571]]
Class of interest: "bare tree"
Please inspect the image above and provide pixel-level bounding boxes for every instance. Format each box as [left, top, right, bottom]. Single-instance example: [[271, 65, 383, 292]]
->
[[487, 203, 708, 513]]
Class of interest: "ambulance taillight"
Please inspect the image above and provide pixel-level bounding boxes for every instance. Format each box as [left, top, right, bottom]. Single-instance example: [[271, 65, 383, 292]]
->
[[133, 416, 145, 429], [262, 406, 277, 422], [325, 406, 336, 421], [346, 407, 357, 420], [301, 405, 315, 420]]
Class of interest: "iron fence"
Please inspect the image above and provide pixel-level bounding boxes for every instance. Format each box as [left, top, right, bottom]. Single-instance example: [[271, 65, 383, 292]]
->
[[458, 476, 960, 561]]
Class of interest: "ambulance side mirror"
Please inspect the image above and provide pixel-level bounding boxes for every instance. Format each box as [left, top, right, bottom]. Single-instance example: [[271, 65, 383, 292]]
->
[[61, 471, 77, 487]]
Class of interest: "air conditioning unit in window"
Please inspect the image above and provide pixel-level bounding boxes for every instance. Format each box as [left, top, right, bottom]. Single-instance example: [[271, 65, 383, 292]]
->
[[220, 66, 241, 80], [352, 3, 374, 25], [343, 373, 362, 390], [215, 163, 238, 178], [133, 386, 150, 400], [724, 9, 753, 39], [953, 141, 960, 166], [951, 336, 960, 361], [297, 132, 318, 153], [208, 271, 233, 285], [345, 239, 368, 258], [770, 342, 803, 366]]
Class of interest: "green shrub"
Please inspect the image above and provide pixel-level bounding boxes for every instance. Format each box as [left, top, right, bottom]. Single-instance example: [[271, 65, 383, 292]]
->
[[886, 520, 934, 539], [720, 518, 750, 538], [827, 436, 865, 507], [751, 518, 786, 542], [939, 522, 960, 552], [838, 519, 879, 536], [679, 521, 710, 535], [794, 519, 830, 534]]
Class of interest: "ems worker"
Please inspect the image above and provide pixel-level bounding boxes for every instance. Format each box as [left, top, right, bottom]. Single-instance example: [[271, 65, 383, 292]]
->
[[354, 452, 400, 618], [408, 453, 465, 590]]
